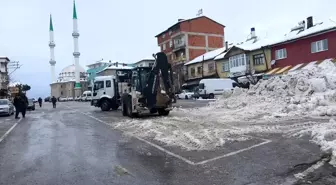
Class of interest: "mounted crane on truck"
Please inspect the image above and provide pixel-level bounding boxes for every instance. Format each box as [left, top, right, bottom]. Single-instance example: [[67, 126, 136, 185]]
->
[[91, 52, 175, 116], [118, 52, 175, 117]]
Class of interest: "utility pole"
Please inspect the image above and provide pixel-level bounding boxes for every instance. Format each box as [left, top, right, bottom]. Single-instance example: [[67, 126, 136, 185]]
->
[[7, 61, 22, 76]]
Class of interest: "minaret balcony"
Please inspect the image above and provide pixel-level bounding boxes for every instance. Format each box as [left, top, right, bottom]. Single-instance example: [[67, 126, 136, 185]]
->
[[49, 60, 56, 65], [73, 52, 80, 57], [49, 42, 56, 48], [72, 32, 80, 38]]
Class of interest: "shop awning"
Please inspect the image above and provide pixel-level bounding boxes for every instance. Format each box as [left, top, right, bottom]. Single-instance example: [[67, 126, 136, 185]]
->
[[265, 58, 336, 78]]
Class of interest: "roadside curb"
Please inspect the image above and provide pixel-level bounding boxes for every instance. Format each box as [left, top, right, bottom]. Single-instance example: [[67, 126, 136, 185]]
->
[[0, 118, 22, 143]]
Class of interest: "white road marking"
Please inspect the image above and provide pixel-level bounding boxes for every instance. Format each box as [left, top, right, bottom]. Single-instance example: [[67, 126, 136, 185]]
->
[[0, 118, 22, 143], [195, 139, 272, 165], [64, 104, 273, 165]]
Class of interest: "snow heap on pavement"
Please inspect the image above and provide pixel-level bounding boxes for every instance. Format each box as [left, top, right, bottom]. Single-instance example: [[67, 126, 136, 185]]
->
[[111, 60, 336, 152], [208, 59, 336, 120]]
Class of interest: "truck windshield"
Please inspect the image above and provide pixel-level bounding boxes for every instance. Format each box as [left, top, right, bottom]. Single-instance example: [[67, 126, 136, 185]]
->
[[94, 81, 104, 91], [199, 83, 205, 89]]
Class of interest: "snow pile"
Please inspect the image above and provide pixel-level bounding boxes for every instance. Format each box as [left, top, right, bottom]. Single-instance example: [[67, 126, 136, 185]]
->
[[209, 60, 336, 120], [110, 60, 336, 151], [294, 119, 336, 166]]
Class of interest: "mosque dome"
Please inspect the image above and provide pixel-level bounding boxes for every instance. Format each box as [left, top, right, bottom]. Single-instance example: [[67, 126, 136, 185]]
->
[[57, 64, 88, 82]]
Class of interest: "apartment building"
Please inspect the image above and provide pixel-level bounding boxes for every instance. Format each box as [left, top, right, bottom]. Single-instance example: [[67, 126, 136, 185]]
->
[[0, 56, 9, 91], [155, 16, 225, 92]]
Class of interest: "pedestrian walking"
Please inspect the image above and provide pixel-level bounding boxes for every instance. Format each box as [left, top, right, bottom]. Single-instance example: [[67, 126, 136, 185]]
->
[[13, 93, 28, 119], [51, 96, 57, 108], [38, 97, 42, 107]]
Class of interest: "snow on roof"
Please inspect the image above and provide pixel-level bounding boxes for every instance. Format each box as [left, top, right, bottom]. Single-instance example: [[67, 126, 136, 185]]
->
[[214, 47, 233, 60], [86, 59, 111, 66], [155, 16, 225, 37], [268, 18, 336, 46], [133, 58, 155, 64], [9, 82, 21, 87], [185, 47, 227, 66], [96, 64, 134, 74]]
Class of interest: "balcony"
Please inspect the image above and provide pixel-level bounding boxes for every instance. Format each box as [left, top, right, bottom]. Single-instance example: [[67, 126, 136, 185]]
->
[[229, 54, 251, 77], [173, 37, 186, 50]]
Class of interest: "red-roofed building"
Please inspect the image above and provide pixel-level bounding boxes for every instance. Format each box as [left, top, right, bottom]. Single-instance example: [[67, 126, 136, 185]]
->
[[271, 16, 336, 68], [155, 16, 225, 92]]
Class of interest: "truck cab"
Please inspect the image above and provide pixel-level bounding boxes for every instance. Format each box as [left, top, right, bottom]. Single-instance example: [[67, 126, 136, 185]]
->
[[91, 75, 119, 111]]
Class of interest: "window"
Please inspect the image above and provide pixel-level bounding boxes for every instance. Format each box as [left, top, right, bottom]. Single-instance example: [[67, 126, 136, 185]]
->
[[222, 62, 229, 72], [191, 67, 195, 76], [169, 30, 172, 35], [163, 43, 166, 50], [61, 91, 63, 95], [162, 34, 165, 39], [149, 62, 154, 67], [208, 63, 215, 72], [197, 66, 202, 74], [275, 49, 287, 60], [311, 39, 328, 53], [229, 54, 247, 67], [169, 40, 173, 48], [106, 80, 111, 88], [253, 54, 265, 65], [94, 81, 104, 90]]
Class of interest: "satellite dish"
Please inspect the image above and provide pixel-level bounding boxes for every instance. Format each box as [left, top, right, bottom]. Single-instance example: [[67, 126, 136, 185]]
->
[[271, 60, 276, 65]]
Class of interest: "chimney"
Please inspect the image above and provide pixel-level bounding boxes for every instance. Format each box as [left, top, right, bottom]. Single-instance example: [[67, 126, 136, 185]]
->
[[307, 16, 313, 29], [225, 41, 228, 50], [251, 27, 256, 38], [115, 62, 118, 67]]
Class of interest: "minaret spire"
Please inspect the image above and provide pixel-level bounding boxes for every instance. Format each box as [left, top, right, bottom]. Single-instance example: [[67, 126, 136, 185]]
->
[[72, 0, 81, 96], [49, 14, 56, 83]]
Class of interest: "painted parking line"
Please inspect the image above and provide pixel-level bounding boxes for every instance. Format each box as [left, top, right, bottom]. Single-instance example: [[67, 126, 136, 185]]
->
[[64, 104, 272, 165], [0, 118, 22, 143]]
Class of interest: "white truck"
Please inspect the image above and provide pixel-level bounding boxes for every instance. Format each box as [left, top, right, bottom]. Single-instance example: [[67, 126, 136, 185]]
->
[[197, 78, 238, 99], [91, 74, 131, 111]]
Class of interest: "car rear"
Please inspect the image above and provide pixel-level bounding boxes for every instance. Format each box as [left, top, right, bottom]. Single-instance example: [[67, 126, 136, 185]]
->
[[27, 99, 35, 110]]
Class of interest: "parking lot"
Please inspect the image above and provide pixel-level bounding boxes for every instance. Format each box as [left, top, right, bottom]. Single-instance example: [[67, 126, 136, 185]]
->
[[0, 99, 333, 184], [59, 100, 329, 184]]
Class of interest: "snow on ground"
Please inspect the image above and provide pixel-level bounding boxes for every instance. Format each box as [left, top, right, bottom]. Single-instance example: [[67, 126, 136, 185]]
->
[[111, 60, 336, 153]]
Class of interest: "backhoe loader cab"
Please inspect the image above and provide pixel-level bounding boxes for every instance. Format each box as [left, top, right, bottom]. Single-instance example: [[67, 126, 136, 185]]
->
[[119, 52, 174, 117]]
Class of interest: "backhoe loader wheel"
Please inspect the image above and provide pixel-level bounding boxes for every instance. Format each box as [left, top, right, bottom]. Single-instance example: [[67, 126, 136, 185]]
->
[[101, 100, 111, 111], [158, 108, 170, 116], [122, 102, 127, 116]]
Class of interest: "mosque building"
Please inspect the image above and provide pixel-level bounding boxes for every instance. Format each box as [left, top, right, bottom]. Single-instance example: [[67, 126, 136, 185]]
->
[[50, 1, 88, 98]]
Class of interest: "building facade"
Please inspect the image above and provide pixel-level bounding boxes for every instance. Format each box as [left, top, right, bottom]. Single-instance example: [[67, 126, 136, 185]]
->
[[155, 16, 225, 91], [86, 59, 111, 88], [133, 59, 155, 67], [271, 17, 336, 68], [50, 64, 88, 98], [0, 57, 9, 97]]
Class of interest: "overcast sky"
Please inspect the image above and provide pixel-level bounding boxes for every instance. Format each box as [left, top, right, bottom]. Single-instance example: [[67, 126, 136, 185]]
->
[[0, 0, 334, 98]]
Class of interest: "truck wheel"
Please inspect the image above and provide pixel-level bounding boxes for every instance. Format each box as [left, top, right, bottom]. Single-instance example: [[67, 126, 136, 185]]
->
[[185, 95, 188, 99], [100, 100, 111, 111], [209, 94, 215, 99], [158, 108, 170, 116], [122, 102, 127, 116]]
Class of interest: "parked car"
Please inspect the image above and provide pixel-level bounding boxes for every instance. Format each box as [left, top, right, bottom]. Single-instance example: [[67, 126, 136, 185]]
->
[[67, 97, 74, 101], [75, 96, 81, 101], [0, 99, 15, 116], [27, 99, 35, 111], [59, 97, 67, 102], [32, 98, 38, 103], [44, 96, 50, 102], [176, 90, 194, 99]]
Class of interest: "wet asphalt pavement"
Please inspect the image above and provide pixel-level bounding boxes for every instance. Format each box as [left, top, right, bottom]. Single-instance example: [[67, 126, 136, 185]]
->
[[0, 100, 331, 185]]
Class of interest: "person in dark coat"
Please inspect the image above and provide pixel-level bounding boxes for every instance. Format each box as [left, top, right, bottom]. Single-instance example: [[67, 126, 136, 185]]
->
[[51, 96, 57, 108], [38, 97, 42, 107], [13, 93, 28, 119]]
